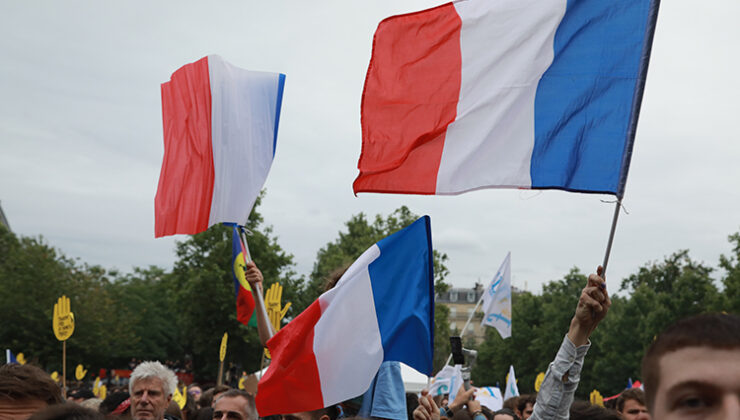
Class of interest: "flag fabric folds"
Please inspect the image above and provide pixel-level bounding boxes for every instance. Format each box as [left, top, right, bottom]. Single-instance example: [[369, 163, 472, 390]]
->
[[475, 386, 503, 411], [481, 252, 512, 339], [155, 55, 286, 237], [428, 365, 463, 399], [504, 365, 520, 401], [232, 227, 256, 326], [355, 0, 660, 198], [5, 349, 18, 364], [256, 216, 434, 416]]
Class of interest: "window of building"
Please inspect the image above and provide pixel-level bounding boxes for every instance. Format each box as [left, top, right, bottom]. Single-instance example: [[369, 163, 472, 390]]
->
[[467, 291, 476, 302], [450, 322, 457, 331], [450, 307, 457, 318], [449, 291, 458, 302]]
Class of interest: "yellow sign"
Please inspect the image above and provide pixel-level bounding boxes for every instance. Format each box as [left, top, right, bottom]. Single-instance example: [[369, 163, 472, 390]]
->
[[52, 295, 75, 341], [534, 372, 545, 392], [51, 371, 59, 382], [75, 364, 87, 380], [173, 385, 187, 409], [16, 353, 27, 365], [219, 332, 228, 362], [590, 390, 604, 407], [238, 375, 246, 390], [93, 378, 107, 400], [265, 283, 291, 332]]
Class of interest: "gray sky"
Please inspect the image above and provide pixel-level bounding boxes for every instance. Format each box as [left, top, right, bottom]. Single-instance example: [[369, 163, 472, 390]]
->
[[1, 0, 738, 297]]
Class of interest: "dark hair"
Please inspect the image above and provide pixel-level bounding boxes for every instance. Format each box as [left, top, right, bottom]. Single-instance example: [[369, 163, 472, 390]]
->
[[501, 397, 518, 412], [29, 403, 105, 420], [492, 408, 518, 420], [568, 401, 621, 420], [214, 390, 256, 420], [641, 313, 740, 409], [198, 385, 230, 408], [515, 394, 536, 413], [192, 407, 213, 420], [0, 364, 63, 405], [98, 391, 130, 415], [615, 388, 646, 413]]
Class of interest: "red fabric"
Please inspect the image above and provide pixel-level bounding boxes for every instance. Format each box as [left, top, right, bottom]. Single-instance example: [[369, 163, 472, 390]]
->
[[236, 285, 255, 325], [155, 56, 214, 237], [256, 300, 324, 416], [354, 3, 462, 194]]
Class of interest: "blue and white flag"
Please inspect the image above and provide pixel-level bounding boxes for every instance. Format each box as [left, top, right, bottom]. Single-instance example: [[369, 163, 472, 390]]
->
[[5, 349, 18, 365], [476, 386, 503, 411], [428, 365, 463, 399], [481, 252, 512, 339], [503, 365, 520, 401]]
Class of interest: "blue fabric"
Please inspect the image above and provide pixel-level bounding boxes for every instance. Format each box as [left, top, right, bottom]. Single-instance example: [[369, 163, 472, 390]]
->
[[532, 0, 656, 195], [368, 216, 434, 375], [272, 74, 286, 157], [358, 362, 408, 420]]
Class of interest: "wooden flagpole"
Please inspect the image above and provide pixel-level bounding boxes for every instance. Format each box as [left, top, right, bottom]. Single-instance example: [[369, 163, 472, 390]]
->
[[62, 341, 67, 398]]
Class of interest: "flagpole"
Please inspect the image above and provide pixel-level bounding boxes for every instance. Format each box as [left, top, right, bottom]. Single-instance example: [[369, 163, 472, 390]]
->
[[62, 341, 67, 398], [239, 228, 275, 339], [600, 201, 621, 278]]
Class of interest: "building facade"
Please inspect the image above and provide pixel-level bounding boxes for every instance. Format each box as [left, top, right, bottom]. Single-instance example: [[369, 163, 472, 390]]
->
[[436, 283, 487, 343]]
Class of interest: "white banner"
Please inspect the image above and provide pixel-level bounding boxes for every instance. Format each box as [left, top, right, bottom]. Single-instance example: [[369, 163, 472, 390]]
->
[[503, 365, 520, 401], [481, 252, 512, 339]]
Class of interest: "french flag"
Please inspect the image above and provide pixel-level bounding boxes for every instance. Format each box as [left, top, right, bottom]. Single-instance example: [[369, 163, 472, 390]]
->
[[256, 216, 434, 416], [355, 0, 660, 198], [155, 55, 285, 238]]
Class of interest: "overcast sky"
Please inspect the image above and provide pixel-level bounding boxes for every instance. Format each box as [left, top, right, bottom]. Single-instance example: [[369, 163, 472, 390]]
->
[[1, 0, 738, 297]]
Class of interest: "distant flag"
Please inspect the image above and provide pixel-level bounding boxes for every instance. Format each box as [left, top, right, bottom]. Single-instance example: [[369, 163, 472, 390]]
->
[[256, 216, 434, 416], [428, 365, 462, 398], [475, 386, 503, 411], [481, 253, 512, 339], [503, 365, 519, 401], [355, 0, 660, 198], [155, 55, 286, 237], [627, 377, 633, 389], [5, 349, 18, 365], [232, 227, 257, 326]]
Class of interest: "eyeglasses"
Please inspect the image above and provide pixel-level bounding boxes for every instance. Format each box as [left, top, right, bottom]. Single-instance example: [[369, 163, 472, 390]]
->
[[213, 410, 245, 420]]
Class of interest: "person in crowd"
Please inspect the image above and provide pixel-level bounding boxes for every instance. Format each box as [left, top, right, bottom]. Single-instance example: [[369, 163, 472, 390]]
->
[[568, 401, 620, 420], [186, 385, 202, 408], [28, 403, 105, 420], [0, 363, 63, 420], [615, 389, 649, 420], [491, 408, 518, 420], [641, 313, 740, 420], [212, 390, 257, 420], [80, 398, 104, 412], [198, 386, 229, 409], [414, 267, 610, 420], [69, 390, 96, 403], [501, 399, 518, 415], [128, 361, 177, 420], [99, 392, 131, 419], [277, 406, 340, 420], [165, 400, 182, 420], [414, 386, 480, 420], [514, 395, 535, 420]]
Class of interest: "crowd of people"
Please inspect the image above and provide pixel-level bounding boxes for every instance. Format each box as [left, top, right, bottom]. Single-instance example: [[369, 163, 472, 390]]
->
[[1, 266, 738, 420]]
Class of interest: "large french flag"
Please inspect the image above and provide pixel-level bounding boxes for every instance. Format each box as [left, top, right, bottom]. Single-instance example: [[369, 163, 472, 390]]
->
[[256, 216, 434, 416], [355, 0, 660, 198], [155, 55, 285, 237]]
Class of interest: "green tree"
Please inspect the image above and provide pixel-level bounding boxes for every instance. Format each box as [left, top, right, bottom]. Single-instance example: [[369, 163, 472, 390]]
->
[[719, 231, 740, 313], [168, 195, 303, 380]]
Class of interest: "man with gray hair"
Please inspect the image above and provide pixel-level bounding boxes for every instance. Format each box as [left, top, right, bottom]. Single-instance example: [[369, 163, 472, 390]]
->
[[129, 361, 178, 420], [213, 390, 257, 420]]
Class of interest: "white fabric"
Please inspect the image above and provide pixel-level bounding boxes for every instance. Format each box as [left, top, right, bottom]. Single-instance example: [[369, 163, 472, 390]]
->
[[481, 252, 512, 339], [476, 386, 503, 411], [428, 365, 464, 400], [436, 0, 567, 193], [207, 54, 281, 226], [313, 245, 384, 406], [504, 365, 520, 400], [399, 363, 430, 393]]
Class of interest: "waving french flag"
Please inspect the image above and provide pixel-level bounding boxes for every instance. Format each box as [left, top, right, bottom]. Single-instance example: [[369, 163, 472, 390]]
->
[[355, 0, 660, 198], [155, 55, 285, 237], [256, 216, 434, 416]]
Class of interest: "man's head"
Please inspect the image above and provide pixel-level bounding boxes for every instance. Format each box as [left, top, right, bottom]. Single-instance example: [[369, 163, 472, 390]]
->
[[0, 364, 63, 420], [492, 408, 519, 420], [616, 388, 649, 420], [280, 406, 339, 420], [642, 313, 740, 419], [129, 361, 177, 420], [515, 394, 536, 420], [213, 390, 256, 420]]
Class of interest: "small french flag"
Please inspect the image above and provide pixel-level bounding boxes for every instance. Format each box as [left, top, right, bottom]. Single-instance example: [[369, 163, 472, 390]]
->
[[155, 55, 285, 238], [355, 0, 659, 198], [256, 216, 434, 416]]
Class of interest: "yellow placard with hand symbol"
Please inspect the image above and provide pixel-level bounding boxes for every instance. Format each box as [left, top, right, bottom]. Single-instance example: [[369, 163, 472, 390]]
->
[[173, 385, 187, 409], [220, 332, 228, 362], [53, 295, 75, 341], [534, 372, 545, 392], [263, 283, 291, 359], [16, 353, 27, 365], [75, 364, 87, 380], [590, 390, 604, 407], [51, 371, 59, 382]]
